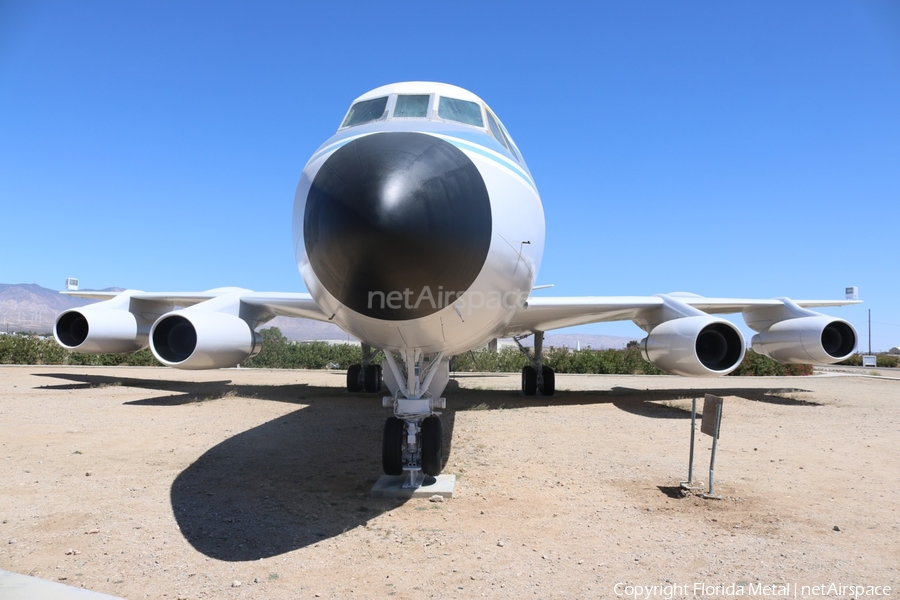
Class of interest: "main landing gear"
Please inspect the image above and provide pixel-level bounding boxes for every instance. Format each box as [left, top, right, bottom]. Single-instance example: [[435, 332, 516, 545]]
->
[[515, 330, 555, 396], [346, 343, 383, 393], [380, 350, 447, 488]]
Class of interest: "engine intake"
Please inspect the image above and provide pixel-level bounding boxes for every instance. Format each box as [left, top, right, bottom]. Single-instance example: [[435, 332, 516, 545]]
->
[[751, 316, 857, 364], [150, 311, 261, 370], [641, 316, 745, 377], [54, 308, 147, 354]]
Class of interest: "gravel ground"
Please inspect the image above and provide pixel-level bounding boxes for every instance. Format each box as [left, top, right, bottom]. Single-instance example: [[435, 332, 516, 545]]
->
[[1, 365, 897, 599]]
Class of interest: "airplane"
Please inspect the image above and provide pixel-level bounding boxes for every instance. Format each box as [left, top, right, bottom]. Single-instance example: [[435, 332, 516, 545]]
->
[[54, 81, 860, 487]]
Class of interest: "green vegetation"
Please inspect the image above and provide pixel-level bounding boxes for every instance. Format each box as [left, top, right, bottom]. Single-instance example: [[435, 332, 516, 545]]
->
[[242, 328, 370, 370], [728, 350, 814, 376], [453, 346, 815, 376], [0, 334, 66, 365], [0, 335, 161, 366], [452, 346, 664, 375], [837, 353, 899, 368], [0, 328, 829, 376]]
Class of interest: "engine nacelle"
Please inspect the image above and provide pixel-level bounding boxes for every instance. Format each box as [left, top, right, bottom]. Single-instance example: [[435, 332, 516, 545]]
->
[[54, 308, 147, 354], [150, 311, 262, 370], [751, 316, 856, 364], [641, 316, 745, 377]]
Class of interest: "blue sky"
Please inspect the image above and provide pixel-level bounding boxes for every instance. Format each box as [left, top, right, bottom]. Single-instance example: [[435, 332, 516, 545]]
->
[[1, 1, 898, 350]]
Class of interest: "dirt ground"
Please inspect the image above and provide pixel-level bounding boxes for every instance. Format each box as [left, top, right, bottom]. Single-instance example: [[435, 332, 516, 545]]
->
[[1, 365, 897, 599]]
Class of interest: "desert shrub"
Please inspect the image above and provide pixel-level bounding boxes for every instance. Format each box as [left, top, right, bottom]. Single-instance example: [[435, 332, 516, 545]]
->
[[452, 347, 528, 373], [287, 341, 362, 370], [838, 354, 862, 366], [729, 350, 813, 376], [453, 345, 662, 375], [64, 348, 161, 367], [878, 354, 900, 368], [838, 353, 899, 368], [119, 348, 161, 366], [243, 329, 368, 370], [0, 334, 161, 366], [0, 336, 67, 365]]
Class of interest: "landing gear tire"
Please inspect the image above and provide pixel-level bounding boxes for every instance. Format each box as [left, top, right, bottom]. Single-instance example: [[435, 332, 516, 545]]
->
[[382, 416, 404, 476], [421, 415, 443, 476], [364, 364, 382, 393], [540, 366, 555, 396], [346, 364, 362, 393], [521, 365, 537, 396]]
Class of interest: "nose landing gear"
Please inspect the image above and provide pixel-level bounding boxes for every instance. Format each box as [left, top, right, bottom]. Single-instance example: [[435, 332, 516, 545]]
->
[[379, 350, 447, 488], [381, 414, 444, 486]]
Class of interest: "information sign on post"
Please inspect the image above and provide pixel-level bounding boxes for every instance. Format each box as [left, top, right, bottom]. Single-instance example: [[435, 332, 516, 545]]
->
[[701, 394, 723, 438]]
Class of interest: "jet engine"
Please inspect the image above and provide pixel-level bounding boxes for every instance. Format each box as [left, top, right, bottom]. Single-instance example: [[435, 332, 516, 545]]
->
[[641, 316, 745, 377], [54, 307, 147, 354], [751, 316, 856, 364], [150, 311, 262, 370]]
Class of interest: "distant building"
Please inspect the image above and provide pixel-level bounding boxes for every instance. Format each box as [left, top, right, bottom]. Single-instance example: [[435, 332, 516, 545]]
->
[[889, 346, 900, 355]]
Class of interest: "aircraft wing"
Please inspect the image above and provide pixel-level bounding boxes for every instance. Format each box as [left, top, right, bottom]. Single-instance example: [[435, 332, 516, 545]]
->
[[502, 293, 861, 338], [238, 292, 332, 321], [62, 288, 331, 322], [55, 288, 334, 367], [502, 296, 665, 336]]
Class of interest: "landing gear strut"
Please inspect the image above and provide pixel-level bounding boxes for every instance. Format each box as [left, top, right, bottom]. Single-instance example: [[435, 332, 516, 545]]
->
[[380, 350, 447, 487], [515, 330, 555, 396], [346, 343, 383, 393]]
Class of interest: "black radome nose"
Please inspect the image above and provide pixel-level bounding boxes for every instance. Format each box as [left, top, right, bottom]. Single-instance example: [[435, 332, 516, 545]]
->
[[304, 132, 492, 320]]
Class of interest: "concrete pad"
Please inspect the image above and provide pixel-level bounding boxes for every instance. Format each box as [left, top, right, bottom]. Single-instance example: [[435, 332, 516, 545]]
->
[[370, 473, 456, 499], [0, 570, 125, 600]]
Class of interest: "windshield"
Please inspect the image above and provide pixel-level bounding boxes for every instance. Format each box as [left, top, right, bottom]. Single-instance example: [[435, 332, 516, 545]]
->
[[342, 96, 388, 128], [394, 94, 430, 118], [438, 97, 483, 127]]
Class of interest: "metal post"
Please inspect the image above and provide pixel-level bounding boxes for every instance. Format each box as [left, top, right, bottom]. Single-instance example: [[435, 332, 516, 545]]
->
[[703, 402, 723, 499], [681, 398, 697, 489]]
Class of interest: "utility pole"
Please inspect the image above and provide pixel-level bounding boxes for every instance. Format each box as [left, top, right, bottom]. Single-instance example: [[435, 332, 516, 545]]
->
[[868, 309, 872, 355]]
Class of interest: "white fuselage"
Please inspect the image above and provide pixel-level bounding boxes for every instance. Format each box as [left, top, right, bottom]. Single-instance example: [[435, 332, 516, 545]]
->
[[292, 83, 545, 355]]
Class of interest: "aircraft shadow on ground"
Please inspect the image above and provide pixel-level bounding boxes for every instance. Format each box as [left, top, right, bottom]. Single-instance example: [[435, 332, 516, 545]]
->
[[34, 371, 818, 561], [35, 372, 310, 406], [445, 382, 820, 421], [167, 382, 819, 561], [37, 372, 441, 561], [169, 394, 393, 561]]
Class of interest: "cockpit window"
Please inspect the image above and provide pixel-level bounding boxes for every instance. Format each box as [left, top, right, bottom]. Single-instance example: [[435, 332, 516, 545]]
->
[[342, 96, 388, 128], [438, 97, 483, 127], [486, 111, 509, 149], [394, 94, 430, 118], [487, 109, 520, 161]]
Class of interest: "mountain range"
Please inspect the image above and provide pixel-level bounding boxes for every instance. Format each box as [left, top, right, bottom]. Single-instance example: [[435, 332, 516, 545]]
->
[[0, 283, 633, 348]]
